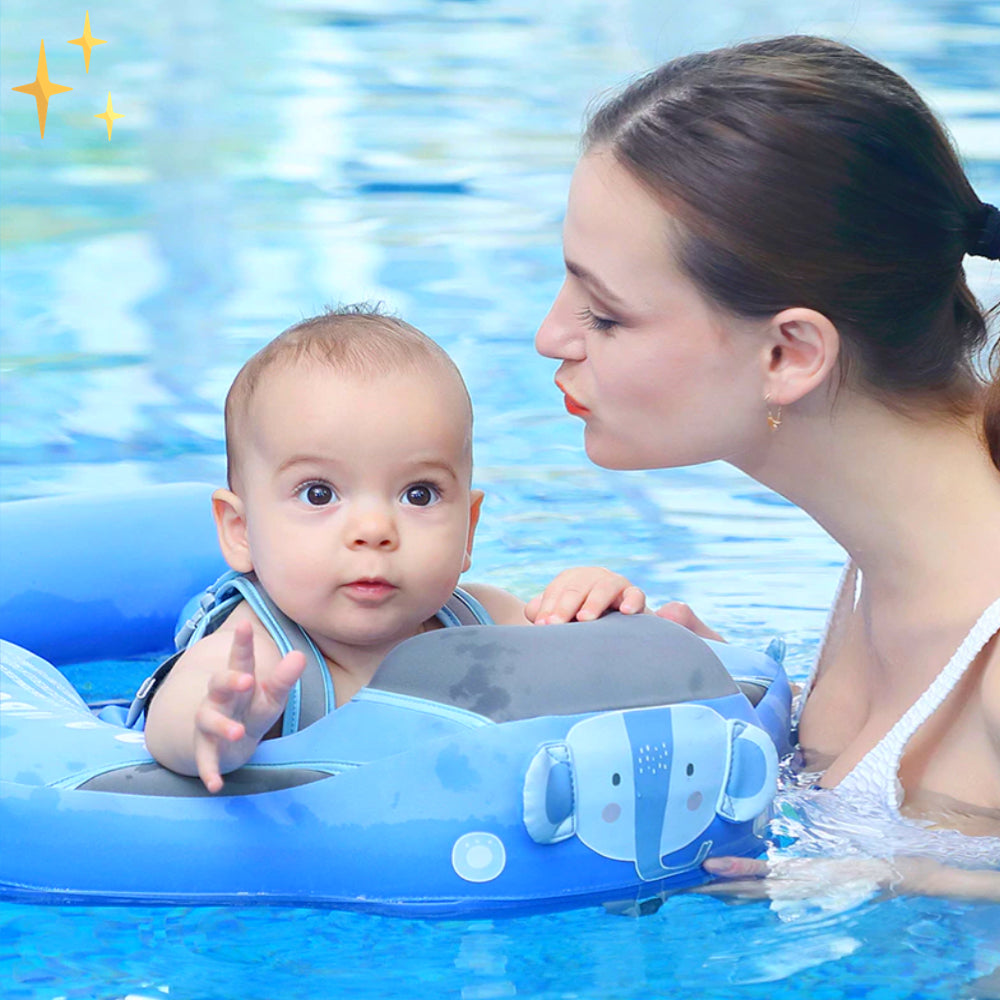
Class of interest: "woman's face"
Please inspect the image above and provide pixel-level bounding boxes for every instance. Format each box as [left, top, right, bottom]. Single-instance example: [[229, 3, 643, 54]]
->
[[535, 151, 770, 471]]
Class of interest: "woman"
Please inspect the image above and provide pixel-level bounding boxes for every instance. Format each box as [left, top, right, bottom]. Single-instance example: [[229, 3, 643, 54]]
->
[[530, 36, 1000, 897]]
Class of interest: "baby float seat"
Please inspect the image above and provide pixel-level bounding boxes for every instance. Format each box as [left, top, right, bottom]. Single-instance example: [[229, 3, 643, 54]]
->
[[0, 484, 793, 914]]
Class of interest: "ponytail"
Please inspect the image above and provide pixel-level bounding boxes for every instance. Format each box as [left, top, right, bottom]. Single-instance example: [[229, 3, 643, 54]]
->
[[985, 340, 1000, 472], [968, 203, 1000, 472]]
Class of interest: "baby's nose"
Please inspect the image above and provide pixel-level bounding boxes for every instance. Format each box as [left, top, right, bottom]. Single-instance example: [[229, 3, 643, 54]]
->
[[346, 506, 398, 550]]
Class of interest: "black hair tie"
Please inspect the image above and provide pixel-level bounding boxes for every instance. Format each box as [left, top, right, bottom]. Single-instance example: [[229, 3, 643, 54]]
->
[[971, 203, 1000, 260]]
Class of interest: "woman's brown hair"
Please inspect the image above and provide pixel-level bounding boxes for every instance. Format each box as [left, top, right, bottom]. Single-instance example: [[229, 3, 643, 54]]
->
[[584, 35, 1000, 468]]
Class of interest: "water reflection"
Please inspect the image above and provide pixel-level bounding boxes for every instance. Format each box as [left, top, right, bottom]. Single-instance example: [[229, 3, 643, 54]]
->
[[2, 0, 997, 505], [0, 0, 995, 687]]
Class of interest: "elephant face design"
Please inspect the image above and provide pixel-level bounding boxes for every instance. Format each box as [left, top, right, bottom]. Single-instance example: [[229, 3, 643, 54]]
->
[[523, 704, 778, 880]]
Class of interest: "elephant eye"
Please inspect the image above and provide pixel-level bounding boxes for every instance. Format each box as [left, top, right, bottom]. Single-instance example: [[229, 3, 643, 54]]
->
[[686, 763, 694, 776], [611, 773, 621, 786]]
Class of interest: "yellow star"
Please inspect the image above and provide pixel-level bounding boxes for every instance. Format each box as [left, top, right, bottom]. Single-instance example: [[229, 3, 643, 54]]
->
[[95, 92, 124, 141], [11, 40, 73, 139], [68, 11, 108, 73]]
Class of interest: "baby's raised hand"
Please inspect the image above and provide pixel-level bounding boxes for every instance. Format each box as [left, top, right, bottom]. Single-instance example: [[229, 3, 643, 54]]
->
[[526, 567, 647, 625], [193, 621, 306, 792]]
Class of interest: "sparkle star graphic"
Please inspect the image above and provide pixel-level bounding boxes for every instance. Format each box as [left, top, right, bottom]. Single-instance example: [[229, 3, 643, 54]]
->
[[11, 40, 73, 139], [95, 92, 124, 140], [68, 11, 107, 73]]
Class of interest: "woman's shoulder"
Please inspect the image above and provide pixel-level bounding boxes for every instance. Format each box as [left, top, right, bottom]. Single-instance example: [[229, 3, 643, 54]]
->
[[983, 622, 1000, 740], [961, 588, 1000, 722]]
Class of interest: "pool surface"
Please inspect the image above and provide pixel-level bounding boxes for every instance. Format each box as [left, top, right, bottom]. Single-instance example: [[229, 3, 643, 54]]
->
[[2, 0, 999, 996]]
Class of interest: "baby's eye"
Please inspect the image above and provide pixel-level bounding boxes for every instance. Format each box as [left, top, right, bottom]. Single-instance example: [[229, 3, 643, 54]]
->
[[296, 482, 338, 507], [400, 483, 440, 507]]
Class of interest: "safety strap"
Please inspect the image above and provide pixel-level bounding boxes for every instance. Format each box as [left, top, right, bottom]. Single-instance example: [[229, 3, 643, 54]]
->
[[126, 574, 492, 730], [438, 587, 492, 628]]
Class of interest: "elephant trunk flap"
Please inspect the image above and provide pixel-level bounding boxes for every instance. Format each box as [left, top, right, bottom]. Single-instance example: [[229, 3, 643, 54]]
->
[[624, 710, 678, 881], [624, 708, 717, 881]]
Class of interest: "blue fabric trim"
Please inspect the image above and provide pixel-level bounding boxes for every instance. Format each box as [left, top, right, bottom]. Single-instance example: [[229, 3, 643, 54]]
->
[[435, 603, 464, 628], [228, 577, 293, 654], [215, 574, 320, 736], [351, 688, 493, 728]]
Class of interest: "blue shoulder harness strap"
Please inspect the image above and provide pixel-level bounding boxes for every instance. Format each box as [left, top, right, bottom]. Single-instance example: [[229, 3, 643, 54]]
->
[[435, 587, 492, 628], [126, 572, 492, 731]]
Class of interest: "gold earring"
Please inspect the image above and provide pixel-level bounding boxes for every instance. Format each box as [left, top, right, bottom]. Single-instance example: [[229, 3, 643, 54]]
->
[[765, 394, 782, 431]]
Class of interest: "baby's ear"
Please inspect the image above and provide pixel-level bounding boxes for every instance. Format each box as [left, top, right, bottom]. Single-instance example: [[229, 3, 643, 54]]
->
[[463, 489, 485, 572], [212, 489, 254, 573]]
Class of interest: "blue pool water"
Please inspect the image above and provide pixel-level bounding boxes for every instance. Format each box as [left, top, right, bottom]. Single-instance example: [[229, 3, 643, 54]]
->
[[2, 0, 999, 996]]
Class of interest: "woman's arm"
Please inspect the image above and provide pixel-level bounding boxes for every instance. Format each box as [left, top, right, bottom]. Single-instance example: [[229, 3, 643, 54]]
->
[[984, 641, 1000, 770]]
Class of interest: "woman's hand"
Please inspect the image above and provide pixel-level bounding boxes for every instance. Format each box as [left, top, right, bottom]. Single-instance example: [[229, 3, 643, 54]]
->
[[526, 567, 647, 625], [696, 854, 1000, 903], [655, 601, 725, 642]]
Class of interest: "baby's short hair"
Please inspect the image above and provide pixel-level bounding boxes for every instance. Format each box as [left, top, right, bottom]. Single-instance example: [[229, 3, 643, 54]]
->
[[224, 304, 472, 491]]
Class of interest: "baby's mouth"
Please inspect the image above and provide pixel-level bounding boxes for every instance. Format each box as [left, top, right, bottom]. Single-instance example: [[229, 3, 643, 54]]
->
[[343, 578, 398, 600]]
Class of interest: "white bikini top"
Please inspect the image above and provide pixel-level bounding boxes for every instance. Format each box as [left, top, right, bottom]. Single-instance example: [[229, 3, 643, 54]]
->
[[794, 563, 1000, 868]]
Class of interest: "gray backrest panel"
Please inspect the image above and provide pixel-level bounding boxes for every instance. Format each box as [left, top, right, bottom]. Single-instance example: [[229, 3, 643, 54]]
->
[[736, 681, 767, 707], [368, 613, 739, 722]]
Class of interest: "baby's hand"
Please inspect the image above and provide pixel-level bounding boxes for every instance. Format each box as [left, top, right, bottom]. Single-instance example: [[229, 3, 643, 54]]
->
[[526, 567, 647, 625], [193, 621, 307, 793]]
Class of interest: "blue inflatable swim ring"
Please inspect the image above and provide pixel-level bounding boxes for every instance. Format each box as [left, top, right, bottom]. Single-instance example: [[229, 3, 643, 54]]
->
[[0, 484, 793, 916]]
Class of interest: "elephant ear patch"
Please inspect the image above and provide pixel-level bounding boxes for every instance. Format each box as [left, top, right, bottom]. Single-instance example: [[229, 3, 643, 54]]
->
[[523, 744, 576, 844], [717, 719, 779, 823]]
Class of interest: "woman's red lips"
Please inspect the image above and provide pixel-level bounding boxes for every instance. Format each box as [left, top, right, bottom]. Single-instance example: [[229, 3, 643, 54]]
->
[[557, 382, 590, 417]]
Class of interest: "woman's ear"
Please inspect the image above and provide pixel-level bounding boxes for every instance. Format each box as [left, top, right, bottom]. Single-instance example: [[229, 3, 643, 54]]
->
[[761, 308, 841, 406], [463, 489, 485, 572], [212, 489, 254, 573]]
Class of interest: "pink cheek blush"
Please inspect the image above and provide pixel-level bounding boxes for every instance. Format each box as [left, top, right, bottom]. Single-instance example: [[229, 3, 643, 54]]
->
[[687, 791, 703, 812], [602, 803, 622, 823]]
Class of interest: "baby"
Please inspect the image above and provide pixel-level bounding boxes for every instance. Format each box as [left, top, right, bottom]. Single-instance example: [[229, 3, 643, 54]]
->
[[144, 306, 644, 791]]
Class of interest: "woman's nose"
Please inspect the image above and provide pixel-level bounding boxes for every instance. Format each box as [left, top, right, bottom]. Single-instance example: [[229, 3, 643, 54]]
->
[[345, 505, 398, 550], [535, 284, 585, 361]]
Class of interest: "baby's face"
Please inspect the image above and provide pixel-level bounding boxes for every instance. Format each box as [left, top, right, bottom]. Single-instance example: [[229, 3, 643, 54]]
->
[[234, 362, 479, 657]]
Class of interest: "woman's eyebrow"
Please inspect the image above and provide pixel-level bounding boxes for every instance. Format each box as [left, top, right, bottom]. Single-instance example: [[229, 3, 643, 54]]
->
[[564, 259, 626, 307]]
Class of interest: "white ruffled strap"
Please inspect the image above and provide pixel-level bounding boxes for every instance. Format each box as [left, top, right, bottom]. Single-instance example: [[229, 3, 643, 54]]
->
[[838, 595, 1000, 808]]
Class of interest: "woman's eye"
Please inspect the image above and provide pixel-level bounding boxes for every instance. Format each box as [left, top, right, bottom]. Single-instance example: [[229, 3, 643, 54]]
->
[[576, 306, 618, 333], [296, 483, 337, 506], [401, 483, 440, 507]]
